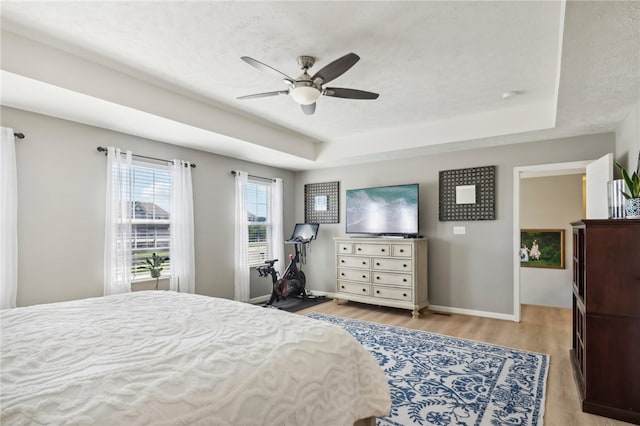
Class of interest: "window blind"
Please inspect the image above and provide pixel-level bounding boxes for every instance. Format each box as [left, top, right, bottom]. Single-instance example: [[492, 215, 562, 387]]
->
[[129, 161, 172, 279], [247, 178, 272, 267]]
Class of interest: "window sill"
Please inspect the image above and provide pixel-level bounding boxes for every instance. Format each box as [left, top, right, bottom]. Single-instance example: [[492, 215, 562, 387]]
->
[[131, 276, 170, 284]]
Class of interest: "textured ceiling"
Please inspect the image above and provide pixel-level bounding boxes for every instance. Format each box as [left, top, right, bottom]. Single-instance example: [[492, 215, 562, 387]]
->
[[1, 1, 639, 170]]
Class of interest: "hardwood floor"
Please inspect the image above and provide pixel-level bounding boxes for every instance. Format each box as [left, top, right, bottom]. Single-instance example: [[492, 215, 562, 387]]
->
[[297, 301, 633, 426]]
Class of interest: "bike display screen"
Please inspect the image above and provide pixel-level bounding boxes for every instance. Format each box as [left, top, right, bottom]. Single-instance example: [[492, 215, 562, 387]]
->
[[288, 223, 319, 242]]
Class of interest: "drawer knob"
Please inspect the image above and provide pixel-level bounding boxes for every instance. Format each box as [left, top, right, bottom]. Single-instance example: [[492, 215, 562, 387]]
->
[[341, 285, 345, 289], [362, 288, 366, 292], [403, 293, 407, 297], [403, 264, 407, 268], [362, 261, 366, 265], [357, 248, 362, 251], [403, 278, 407, 282], [341, 272, 345, 276], [376, 276, 380, 280], [381, 248, 385, 252], [343, 247, 347, 250], [400, 249, 404, 253], [376, 262, 380, 266], [341, 260, 345, 263], [376, 290, 380, 294], [362, 275, 366, 278]]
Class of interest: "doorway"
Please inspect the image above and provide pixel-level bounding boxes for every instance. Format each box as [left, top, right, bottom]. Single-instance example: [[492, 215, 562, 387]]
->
[[512, 154, 612, 322]]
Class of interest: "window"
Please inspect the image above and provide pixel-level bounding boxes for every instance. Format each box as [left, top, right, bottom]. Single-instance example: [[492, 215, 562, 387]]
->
[[246, 179, 272, 267], [129, 161, 171, 280]]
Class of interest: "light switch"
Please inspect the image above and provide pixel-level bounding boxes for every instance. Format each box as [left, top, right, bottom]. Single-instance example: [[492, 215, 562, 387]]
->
[[453, 226, 466, 235]]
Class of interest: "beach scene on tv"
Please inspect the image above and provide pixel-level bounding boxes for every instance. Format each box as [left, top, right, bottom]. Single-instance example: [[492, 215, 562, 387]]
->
[[346, 184, 418, 235]]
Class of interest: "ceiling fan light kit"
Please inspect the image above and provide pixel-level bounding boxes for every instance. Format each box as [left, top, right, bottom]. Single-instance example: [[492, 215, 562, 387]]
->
[[290, 84, 321, 105], [238, 53, 379, 115]]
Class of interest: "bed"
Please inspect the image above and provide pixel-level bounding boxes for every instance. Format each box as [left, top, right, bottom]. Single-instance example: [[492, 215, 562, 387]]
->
[[1, 291, 390, 425]]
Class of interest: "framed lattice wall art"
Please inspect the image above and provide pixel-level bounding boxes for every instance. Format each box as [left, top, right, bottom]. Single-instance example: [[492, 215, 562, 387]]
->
[[439, 165, 496, 221], [304, 181, 339, 224]]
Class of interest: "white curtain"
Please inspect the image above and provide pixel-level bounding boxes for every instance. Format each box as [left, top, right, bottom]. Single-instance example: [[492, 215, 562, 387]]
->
[[104, 147, 133, 296], [233, 170, 250, 302], [170, 160, 195, 293], [0, 127, 18, 309], [270, 178, 284, 276]]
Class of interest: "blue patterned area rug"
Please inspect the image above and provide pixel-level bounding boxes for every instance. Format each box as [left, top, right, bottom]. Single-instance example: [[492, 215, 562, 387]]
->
[[308, 313, 549, 426]]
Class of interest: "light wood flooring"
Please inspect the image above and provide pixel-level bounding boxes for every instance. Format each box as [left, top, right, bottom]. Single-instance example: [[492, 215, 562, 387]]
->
[[297, 301, 632, 426]]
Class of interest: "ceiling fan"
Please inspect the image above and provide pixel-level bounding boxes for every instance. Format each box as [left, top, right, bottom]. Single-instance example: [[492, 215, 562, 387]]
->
[[237, 53, 379, 115]]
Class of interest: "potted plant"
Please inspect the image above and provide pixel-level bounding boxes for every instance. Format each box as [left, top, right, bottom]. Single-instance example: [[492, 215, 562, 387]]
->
[[145, 253, 169, 290], [616, 162, 640, 219]]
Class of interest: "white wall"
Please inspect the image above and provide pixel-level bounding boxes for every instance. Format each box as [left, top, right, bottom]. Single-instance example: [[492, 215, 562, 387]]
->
[[616, 99, 640, 172], [519, 175, 583, 308], [2, 106, 296, 307], [294, 133, 614, 316], [2, 103, 619, 315]]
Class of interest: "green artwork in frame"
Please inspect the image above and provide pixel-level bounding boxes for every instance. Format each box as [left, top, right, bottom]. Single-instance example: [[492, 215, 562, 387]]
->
[[519, 229, 565, 269]]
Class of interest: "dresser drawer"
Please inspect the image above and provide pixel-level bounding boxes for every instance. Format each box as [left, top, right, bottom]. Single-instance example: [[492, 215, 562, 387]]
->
[[392, 244, 412, 257], [372, 271, 412, 287], [338, 243, 353, 254], [354, 243, 390, 256], [338, 281, 371, 296], [373, 286, 412, 301], [372, 258, 412, 272], [338, 269, 370, 282], [338, 255, 369, 269]]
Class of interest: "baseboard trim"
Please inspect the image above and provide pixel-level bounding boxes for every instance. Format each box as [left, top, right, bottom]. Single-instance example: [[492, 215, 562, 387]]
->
[[249, 294, 271, 304], [255, 291, 517, 321], [307, 290, 332, 298], [428, 305, 517, 322]]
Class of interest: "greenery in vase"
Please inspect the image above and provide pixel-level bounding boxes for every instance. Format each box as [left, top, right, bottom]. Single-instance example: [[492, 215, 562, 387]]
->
[[616, 162, 640, 199], [145, 253, 169, 290]]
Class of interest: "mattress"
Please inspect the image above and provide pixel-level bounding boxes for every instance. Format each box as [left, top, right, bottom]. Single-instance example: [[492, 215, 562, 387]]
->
[[1, 291, 390, 425]]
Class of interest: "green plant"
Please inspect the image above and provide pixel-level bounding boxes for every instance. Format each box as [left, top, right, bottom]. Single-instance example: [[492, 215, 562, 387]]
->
[[616, 162, 640, 199], [145, 253, 169, 290]]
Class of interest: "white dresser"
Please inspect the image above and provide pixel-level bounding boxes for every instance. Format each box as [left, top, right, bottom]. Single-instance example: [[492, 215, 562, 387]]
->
[[334, 237, 428, 318]]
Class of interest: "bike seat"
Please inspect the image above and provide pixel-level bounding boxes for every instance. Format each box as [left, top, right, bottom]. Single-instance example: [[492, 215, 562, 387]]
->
[[264, 259, 278, 265]]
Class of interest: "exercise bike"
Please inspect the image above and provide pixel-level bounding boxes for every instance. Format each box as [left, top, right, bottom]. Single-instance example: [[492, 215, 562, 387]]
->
[[257, 223, 319, 306]]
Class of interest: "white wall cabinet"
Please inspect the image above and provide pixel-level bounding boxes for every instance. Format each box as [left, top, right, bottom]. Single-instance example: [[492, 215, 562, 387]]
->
[[334, 238, 428, 318]]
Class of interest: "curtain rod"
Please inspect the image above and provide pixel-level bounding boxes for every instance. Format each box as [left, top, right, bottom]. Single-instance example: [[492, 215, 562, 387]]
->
[[230, 170, 275, 182], [14, 132, 25, 139], [97, 146, 196, 168]]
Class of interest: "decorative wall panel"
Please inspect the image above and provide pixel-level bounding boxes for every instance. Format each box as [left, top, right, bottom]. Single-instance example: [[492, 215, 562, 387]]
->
[[439, 166, 496, 221], [305, 181, 339, 223]]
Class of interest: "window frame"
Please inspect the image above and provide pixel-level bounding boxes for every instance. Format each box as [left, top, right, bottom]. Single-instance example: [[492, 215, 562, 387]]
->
[[128, 159, 172, 282], [246, 179, 272, 268]]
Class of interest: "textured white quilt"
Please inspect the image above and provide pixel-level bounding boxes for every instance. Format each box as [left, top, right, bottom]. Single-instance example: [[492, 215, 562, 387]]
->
[[1, 291, 390, 425]]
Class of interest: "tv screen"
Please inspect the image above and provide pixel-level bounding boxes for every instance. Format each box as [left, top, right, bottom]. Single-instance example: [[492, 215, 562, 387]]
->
[[346, 183, 419, 235]]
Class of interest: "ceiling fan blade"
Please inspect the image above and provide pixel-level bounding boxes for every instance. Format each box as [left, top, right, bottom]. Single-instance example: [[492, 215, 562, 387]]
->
[[324, 87, 379, 100], [301, 103, 316, 115], [237, 90, 288, 100], [311, 53, 360, 84], [241, 56, 295, 84]]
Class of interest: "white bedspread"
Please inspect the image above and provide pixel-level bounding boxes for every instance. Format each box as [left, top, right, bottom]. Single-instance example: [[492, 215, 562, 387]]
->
[[1, 291, 390, 425]]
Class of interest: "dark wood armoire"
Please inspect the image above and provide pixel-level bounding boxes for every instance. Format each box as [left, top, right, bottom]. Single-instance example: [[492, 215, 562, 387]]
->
[[570, 219, 640, 424]]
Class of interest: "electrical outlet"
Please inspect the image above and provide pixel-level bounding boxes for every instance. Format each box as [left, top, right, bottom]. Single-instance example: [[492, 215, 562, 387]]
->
[[453, 226, 466, 235]]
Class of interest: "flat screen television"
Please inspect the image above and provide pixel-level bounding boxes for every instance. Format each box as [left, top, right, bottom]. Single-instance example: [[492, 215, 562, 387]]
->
[[345, 183, 419, 236]]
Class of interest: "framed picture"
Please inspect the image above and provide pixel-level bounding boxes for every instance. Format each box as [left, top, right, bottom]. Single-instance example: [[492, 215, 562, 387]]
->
[[519, 229, 565, 269], [304, 181, 339, 224]]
